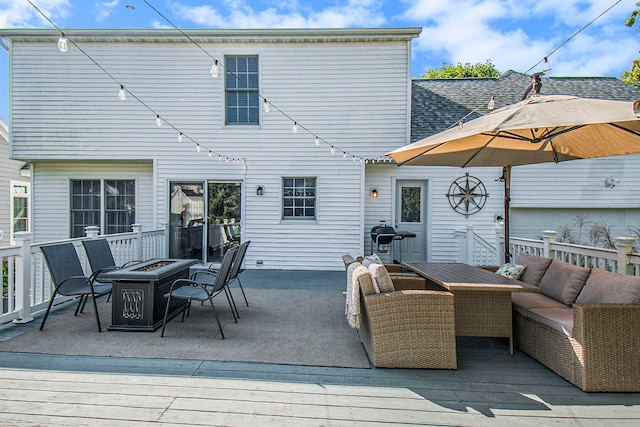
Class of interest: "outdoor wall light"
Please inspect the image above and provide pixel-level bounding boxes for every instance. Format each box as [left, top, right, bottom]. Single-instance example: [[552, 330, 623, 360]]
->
[[494, 214, 505, 226], [256, 185, 265, 196], [370, 188, 379, 199]]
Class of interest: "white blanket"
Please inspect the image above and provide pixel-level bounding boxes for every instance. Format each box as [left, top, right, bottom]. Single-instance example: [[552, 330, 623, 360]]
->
[[346, 262, 370, 329]]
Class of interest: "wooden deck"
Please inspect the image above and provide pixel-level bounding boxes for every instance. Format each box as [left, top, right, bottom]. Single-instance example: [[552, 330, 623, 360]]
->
[[1, 270, 639, 426]]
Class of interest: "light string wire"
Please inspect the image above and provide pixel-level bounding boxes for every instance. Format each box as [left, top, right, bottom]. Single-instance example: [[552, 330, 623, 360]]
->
[[26, 0, 245, 164], [141, 0, 363, 163], [438, 0, 625, 137]]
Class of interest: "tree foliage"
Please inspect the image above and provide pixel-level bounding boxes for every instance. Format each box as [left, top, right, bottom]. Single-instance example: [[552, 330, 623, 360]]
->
[[421, 60, 501, 79], [622, 2, 640, 88]]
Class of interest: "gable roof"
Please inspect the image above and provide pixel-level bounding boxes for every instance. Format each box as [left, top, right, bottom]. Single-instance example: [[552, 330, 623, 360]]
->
[[411, 70, 640, 142]]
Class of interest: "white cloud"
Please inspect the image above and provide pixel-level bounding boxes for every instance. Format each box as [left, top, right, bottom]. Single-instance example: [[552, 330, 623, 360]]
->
[[401, 0, 637, 77], [94, 0, 119, 23], [170, 0, 386, 28], [0, 0, 70, 27]]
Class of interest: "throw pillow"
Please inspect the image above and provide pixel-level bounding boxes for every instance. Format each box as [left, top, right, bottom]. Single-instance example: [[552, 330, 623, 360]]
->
[[515, 253, 553, 285], [368, 263, 395, 293], [495, 263, 526, 280], [365, 253, 383, 264], [537, 260, 591, 306], [575, 268, 640, 304]]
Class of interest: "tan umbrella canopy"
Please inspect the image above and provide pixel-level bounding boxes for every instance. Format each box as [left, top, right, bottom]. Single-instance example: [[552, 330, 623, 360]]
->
[[386, 94, 640, 262]]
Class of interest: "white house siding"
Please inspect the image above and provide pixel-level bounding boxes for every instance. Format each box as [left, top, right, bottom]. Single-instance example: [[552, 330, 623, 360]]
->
[[5, 29, 420, 270], [0, 119, 28, 245], [31, 162, 153, 242], [365, 163, 505, 263]]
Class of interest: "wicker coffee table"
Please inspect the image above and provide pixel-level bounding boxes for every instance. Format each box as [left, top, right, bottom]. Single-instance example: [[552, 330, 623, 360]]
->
[[402, 262, 539, 354]]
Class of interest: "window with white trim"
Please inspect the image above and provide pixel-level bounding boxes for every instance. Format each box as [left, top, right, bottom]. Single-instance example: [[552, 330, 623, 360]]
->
[[225, 55, 259, 125], [70, 179, 135, 238], [283, 177, 316, 220], [10, 181, 29, 245]]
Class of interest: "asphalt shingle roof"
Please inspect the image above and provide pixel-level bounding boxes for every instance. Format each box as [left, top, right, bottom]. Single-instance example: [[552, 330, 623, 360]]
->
[[411, 70, 640, 143]]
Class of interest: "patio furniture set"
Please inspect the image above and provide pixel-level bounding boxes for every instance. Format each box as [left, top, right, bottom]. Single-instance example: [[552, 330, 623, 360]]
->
[[38, 238, 251, 340], [343, 252, 640, 392]]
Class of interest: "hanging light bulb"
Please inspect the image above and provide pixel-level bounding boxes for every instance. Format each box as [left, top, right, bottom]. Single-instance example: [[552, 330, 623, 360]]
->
[[331, 146, 335, 155], [487, 95, 495, 110], [292, 122, 298, 133], [178, 132, 183, 143], [196, 143, 201, 152], [315, 136, 319, 146], [118, 85, 126, 101], [458, 120, 463, 130], [208, 150, 212, 157], [57, 33, 68, 52], [218, 154, 222, 161], [263, 99, 270, 112], [352, 155, 356, 162], [210, 59, 219, 78], [343, 152, 347, 158]]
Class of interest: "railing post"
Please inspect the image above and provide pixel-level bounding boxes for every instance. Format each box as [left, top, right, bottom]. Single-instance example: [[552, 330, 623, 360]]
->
[[495, 225, 505, 265], [85, 225, 100, 239], [615, 236, 636, 275], [542, 230, 558, 259], [132, 223, 143, 261], [13, 232, 33, 324], [466, 225, 474, 265]]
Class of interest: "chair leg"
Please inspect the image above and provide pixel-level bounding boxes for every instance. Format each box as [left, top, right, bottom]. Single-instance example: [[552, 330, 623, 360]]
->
[[223, 287, 238, 322], [160, 294, 174, 337], [39, 293, 58, 331], [236, 277, 249, 307], [89, 292, 102, 332], [208, 299, 225, 339]]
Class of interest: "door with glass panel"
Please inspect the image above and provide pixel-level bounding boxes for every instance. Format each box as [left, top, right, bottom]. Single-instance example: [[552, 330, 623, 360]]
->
[[205, 182, 242, 264], [169, 182, 205, 260], [395, 180, 427, 262]]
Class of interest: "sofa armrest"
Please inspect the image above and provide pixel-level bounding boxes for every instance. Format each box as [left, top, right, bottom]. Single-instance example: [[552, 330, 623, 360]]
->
[[384, 263, 403, 273], [390, 274, 426, 290], [573, 303, 640, 391]]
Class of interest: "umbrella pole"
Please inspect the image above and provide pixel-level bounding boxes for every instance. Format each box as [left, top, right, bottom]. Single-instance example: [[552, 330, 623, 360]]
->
[[504, 166, 511, 263]]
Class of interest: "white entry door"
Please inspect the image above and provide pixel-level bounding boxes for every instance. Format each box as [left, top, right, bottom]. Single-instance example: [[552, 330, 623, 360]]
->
[[395, 180, 427, 263]]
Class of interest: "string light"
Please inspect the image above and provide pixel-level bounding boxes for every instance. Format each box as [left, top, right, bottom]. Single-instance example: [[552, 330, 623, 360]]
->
[[178, 132, 183, 143], [331, 146, 335, 155], [292, 122, 298, 133], [210, 59, 219, 78], [155, 115, 162, 127], [315, 136, 319, 146], [119, 85, 126, 101], [196, 143, 201, 152], [57, 33, 68, 52], [263, 98, 269, 112]]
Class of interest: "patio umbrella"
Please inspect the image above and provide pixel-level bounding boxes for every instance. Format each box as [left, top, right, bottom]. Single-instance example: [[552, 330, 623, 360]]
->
[[386, 94, 640, 262]]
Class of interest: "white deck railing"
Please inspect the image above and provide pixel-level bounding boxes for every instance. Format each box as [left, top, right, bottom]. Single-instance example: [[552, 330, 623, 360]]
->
[[1, 225, 166, 325], [458, 227, 639, 276]]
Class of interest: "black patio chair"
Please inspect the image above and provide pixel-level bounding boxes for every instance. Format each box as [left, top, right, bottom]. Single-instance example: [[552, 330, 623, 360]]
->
[[160, 245, 238, 339], [82, 238, 142, 281], [226, 240, 251, 307], [40, 243, 112, 332]]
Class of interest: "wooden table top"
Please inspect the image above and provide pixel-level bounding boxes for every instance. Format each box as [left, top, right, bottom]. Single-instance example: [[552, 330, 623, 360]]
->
[[402, 262, 539, 293]]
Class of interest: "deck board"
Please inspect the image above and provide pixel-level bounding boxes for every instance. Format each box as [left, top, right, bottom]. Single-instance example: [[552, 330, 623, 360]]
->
[[0, 270, 639, 426]]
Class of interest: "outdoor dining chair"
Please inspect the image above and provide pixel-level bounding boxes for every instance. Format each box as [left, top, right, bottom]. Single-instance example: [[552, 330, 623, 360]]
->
[[40, 242, 112, 332], [160, 245, 238, 339], [82, 238, 142, 283], [226, 240, 250, 307]]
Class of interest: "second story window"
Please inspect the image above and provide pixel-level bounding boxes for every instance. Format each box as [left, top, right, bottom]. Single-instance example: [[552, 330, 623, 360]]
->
[[225, 56, 259, 125]]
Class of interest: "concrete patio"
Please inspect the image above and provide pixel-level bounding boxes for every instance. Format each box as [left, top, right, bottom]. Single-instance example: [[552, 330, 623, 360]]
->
[[1, 269, 639, 426]]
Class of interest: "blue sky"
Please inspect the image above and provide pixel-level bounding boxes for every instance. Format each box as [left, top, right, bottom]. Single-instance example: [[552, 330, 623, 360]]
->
[[1, 0, 638, 123]]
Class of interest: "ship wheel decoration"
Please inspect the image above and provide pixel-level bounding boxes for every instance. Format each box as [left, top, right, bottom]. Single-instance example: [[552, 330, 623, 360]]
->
[[446, 173, 489, 217]]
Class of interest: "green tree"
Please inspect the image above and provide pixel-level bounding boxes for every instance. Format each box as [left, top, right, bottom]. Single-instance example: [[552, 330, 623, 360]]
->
[[622, 2, 640, 88], [421, 60, 501, 79]]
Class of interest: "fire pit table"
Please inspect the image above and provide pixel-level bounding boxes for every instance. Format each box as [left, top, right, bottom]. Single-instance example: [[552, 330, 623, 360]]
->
[[101, 258, 198, 332]]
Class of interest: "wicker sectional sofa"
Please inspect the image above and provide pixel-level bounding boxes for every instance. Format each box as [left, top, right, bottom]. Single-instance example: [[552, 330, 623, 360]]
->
[[507, 253, 640, 392], [342, 254, 457, 369]]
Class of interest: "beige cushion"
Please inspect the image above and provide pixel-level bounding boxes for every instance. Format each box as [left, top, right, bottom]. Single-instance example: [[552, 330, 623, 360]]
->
[[512, 292, 568, 316], [575, 268, 640, 304], [495, 263, 526, 280], [538, 260, 591, 306], [527, 307, 574, 337], [366, 253, 383, 264], [353, 265, 376, 296], [515, 253, 552, 285], [368, 263, 395, 293]]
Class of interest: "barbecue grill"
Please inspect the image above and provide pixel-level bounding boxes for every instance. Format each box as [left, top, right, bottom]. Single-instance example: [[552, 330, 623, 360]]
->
[[370, 223, 395, 257]]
